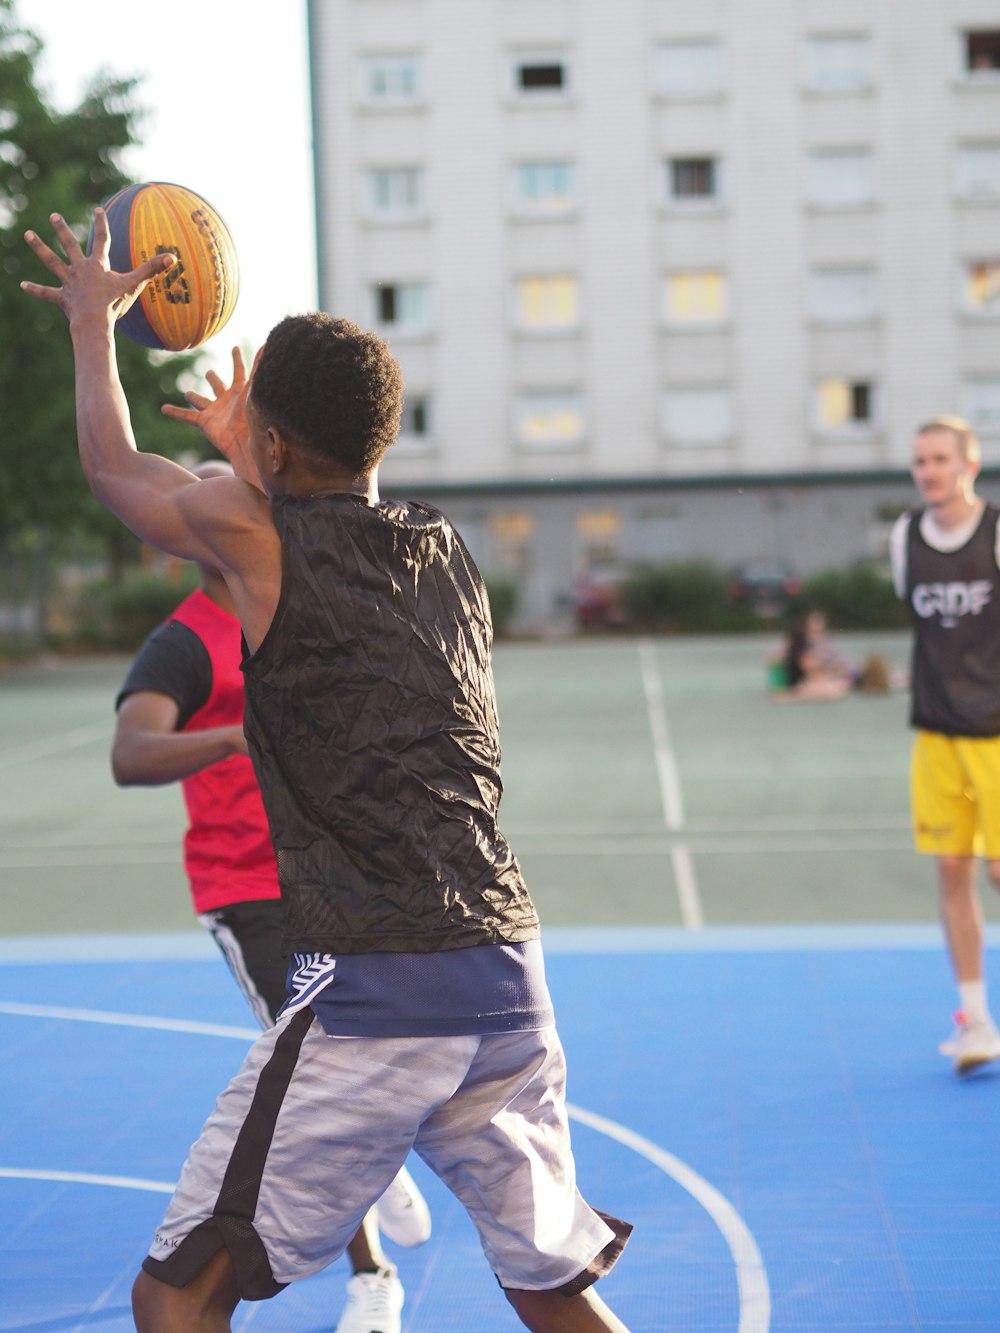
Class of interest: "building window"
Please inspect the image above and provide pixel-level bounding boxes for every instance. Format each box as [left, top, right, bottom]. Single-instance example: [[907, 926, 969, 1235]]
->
[[490, 513, 534, 580], [372, 281, 430, 333], [365, 167, 425, 219], [514, 392, 584, 449], [515, 276, 580, 331], [960, 378, 1000, 432], [575, 512, 622, 599], [956, 144, 1000, 198], [805, 148, 875, 206], [661, 387, 733, 442], [653, 40, 723, 97], [511, 54, 570, 97], [667, 157, 720, 203], [808, 267, 877, 322], [576, 510, 621, 542], [963, 261, 1000, 313], [664, 271, 727, 324], [358, 55, 423, 105], [397, 394, 431, 448], [964, 30, 1000, 73], [802, 35, 872, 92], [512, 161, 576, 214], [817, 379, 876, 429]]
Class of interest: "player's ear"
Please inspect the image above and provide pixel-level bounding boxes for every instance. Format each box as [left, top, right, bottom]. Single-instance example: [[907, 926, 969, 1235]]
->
[[268, 427, 290, 474]]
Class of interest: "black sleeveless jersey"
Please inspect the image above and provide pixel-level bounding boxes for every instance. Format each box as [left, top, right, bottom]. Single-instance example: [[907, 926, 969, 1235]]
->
[[905, 504, 1000, 737], [241, 492, 540, 955]]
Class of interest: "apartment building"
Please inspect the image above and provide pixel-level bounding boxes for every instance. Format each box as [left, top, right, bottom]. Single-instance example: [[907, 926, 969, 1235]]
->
[[307, 0, 1000, 626]]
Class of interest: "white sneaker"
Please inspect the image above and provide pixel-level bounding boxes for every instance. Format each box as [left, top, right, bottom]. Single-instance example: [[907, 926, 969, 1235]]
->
[[335, 1264, 403, 1333], [947, 1012, 1000, 1075], [376, 1166, 432, 1247], [939, 1009, 965, 1056]]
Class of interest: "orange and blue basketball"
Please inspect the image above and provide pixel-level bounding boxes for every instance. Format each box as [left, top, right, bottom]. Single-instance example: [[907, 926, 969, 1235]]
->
[[96, 181, 239, 351]]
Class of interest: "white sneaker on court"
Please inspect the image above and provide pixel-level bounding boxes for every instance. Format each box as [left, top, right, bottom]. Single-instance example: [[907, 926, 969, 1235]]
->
[[376, 1166, 432, 1247], [945, 1012, 1000, 1074], [335, 1264, 403, 1333], [939, 1009, 965, 1057]]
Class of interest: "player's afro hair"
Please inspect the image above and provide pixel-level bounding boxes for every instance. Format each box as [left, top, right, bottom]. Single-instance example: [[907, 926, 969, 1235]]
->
[[250, 314, 403, 476]]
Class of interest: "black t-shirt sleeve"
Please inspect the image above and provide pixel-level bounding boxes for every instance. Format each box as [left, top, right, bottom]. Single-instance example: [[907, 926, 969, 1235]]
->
[[115, 620, 213, 730]]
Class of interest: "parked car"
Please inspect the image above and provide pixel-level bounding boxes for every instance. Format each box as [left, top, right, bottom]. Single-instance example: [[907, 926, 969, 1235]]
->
[[729, 558, 802, 616]]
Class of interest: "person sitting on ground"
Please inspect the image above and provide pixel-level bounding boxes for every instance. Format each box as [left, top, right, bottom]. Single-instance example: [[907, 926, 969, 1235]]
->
[[774, 610, 853, 700]]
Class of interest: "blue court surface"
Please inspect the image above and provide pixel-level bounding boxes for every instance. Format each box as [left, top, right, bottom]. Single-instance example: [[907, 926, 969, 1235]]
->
[[3, 925, 1000, 1333]]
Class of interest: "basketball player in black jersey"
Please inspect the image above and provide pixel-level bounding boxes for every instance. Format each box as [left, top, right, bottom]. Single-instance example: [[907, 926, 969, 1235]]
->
[[891, 416, 1000, 1074]]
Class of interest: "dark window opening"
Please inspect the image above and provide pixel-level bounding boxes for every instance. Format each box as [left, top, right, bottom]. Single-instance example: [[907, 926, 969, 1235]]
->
[[674, 157, 720, 198], [967, 31, 1000, 70], [377, 286, 397, 322], [405, 398, 428, 435], [518, 62, 565, 90], [851, 383, 872, 421], [671, 157, 717, 198]]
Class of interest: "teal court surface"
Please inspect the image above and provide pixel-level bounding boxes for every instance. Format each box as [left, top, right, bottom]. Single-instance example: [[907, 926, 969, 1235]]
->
[[2, 636, 1000, 1331]]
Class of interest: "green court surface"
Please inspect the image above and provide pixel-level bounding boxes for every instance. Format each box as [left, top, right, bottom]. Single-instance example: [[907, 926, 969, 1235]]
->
[[1, 631, 992, 940]]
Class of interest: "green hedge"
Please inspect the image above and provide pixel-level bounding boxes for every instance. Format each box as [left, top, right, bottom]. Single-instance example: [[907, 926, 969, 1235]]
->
[[798, 561, 909, 630], [613, 557, 907, 634], [72, 566, 199, 650], [485, 577, 518, 638], [618, 560, 757, 633]]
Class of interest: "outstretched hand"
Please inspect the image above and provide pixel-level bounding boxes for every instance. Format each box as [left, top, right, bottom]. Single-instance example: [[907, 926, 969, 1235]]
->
[[21, 209, 174, 329], [162, 346, 265, 489]]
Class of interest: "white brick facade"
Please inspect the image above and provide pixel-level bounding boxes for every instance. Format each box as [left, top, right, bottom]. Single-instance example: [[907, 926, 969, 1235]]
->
[[307, 0, 1000, 624]]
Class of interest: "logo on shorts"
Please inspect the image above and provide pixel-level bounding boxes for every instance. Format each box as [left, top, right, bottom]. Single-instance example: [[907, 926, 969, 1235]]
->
[[279, 952, 337, 1016]]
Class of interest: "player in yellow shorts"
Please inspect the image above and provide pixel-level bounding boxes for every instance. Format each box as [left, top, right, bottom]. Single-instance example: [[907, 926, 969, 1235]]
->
[[892, 417, 1000, 1074]]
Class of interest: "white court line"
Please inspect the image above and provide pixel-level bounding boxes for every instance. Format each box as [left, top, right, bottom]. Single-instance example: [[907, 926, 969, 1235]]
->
[[0, 850, 182, 868], [505, 836, 914, 856], [0, 1002, 770, 1332], [637, 639, 684, 829], [0, 1000, 258, 1040], [0, 834, 915, 871], [568, 1103, 771, 1333], [637, 639, 705, 929], [0, 719, 112, 771], [0, 1166, 174, 1194]]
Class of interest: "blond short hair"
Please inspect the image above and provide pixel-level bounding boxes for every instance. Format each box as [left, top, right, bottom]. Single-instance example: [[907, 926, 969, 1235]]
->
[[916, 416, 980, 464]]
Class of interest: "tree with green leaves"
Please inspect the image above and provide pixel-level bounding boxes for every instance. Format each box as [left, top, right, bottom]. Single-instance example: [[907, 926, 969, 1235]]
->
[[0, 0, 198, 560]]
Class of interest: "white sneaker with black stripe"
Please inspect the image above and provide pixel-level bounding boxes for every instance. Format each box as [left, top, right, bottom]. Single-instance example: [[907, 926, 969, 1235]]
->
[[335, 1264, 403, 1333]]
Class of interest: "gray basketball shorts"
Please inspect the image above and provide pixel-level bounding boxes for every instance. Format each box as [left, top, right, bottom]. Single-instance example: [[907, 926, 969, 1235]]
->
[[142, 1008, 631, 1299]]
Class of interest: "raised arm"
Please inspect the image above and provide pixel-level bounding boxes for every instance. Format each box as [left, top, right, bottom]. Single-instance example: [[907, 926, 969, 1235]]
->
[[20, 210, 268, 566]]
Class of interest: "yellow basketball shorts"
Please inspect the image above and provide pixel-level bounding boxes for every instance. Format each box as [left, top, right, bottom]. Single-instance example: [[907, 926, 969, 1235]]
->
[[910, 730, 1000, 858]]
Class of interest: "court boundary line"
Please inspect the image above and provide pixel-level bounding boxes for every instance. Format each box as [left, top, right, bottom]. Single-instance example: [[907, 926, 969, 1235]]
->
[[0, 718, 112, 770], [567, 1104, 770, 1333], [0, 1166, 174, 1194], [4, 922, 1000, 963], [637, 639, 705, 929], [0, 1004, 771, 1333]]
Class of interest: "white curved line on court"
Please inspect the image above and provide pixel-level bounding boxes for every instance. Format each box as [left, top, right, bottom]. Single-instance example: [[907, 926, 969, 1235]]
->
[[567, 1102, 770, 1333], [0, 1001, 770, 1331], [0, 1166, 174, 1194], [0, 1000, 258, 1040]]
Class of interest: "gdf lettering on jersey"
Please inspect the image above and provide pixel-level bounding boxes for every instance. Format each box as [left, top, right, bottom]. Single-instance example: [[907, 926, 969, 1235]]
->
[[912, 579, 993, 626]]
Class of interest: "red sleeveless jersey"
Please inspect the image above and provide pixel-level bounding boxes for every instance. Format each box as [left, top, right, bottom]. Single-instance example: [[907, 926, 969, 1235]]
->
[[170, 590, 280, 912]]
